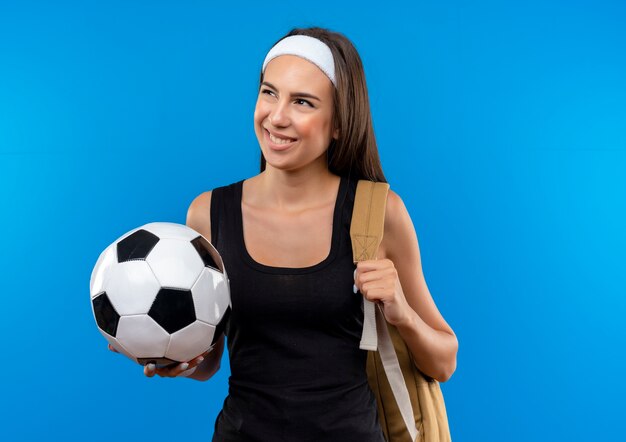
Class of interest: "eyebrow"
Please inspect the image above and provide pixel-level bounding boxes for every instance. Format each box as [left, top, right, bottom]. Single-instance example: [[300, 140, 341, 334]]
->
[[261, 81, 321, 101]]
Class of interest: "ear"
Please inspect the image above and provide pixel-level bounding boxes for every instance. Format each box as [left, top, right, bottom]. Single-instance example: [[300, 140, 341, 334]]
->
[[332, 127, 340, 140]]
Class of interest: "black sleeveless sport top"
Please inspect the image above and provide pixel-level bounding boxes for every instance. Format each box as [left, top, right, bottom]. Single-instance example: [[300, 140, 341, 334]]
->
[[209, 175, 385, 442]]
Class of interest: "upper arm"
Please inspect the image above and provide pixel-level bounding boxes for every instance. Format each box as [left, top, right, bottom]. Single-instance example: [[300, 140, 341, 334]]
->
[[382, 189, 455, 337], [186, 190, 213, 243], [186, 190, 227, 379]]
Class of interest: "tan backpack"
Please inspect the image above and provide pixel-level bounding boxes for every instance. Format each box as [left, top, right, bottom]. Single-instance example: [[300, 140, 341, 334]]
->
[[350, 180, 452, 442]]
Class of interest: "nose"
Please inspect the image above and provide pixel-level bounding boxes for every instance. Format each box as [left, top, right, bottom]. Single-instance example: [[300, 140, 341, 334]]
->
[[268, 99, 290, 127]]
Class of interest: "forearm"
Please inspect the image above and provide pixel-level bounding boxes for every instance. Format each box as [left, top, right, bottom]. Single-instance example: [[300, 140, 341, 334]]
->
[[184, 334, 225, 381], [395, 309, 458, 382]]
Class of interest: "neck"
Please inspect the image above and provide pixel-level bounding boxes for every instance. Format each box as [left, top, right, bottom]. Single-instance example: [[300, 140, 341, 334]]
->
[[257, 164, 340, 212]]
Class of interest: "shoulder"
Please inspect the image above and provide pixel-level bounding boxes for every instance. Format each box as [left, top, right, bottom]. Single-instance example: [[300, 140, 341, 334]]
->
[[186, 177, 244, 222], [187, 190, 213, 217], [380, 187, 415, 260], [384, 187, 405, 227], [186, 190, 213, 241], [186, 178, 246, 242]]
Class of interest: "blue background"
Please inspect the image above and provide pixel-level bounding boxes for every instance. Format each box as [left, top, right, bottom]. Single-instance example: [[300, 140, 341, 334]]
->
[[1, 0, 624, 440]]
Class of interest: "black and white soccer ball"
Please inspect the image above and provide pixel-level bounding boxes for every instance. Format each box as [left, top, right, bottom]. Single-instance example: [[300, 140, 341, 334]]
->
[[89, 222, 230, 367]]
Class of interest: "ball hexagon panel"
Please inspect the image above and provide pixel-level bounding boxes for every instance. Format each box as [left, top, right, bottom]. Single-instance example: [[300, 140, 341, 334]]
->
[[146, 238, 204, 290], [141, 222, 199, 242], [117, 229, 160, 262], [116, 315, 170, 359], [190, 236, 224, 273], [105, 261, 161, 315], [191, 267, 230, 325], [148, 288, 196, 334], [90, 244, 118, 298], [92, 292, 120, 336], [165, 320, 216, 362]]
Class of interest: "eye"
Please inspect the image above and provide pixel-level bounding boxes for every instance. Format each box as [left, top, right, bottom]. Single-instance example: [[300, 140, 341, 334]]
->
[[260, 89, 314, 108], [295, 98, 314, 108]]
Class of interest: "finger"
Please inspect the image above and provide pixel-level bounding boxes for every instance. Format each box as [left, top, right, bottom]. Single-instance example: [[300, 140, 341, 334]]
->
[[189, 355, 205, 368], [365, 285, 394, 303], [172, 362, 190, 376], [354, 264, 383, 284], [360, 283, 382, 300], [357, 259, 391, 273], [155, 363, 177, 378], [364, 279, 393, 292], [355, 269, 373, 286], [158, 362, 189, 378], [356, 260, 379, 272], [144, 363, 156, 377], [354, 268, 384, 292], [108, 343, 119, 353], [359, 269, 395, 285], [352, 268, 385, 293]]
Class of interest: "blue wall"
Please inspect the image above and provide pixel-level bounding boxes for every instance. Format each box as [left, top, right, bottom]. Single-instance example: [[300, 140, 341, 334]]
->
[[1, 1, 624, 440]]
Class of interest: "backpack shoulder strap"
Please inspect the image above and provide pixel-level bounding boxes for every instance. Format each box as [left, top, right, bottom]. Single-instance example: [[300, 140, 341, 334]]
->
[[350, 179, 389, 351], [350, 180, 390, 262]]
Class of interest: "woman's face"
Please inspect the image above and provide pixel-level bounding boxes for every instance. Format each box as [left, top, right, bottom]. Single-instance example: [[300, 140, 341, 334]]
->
[[254, 54, 338, 173]]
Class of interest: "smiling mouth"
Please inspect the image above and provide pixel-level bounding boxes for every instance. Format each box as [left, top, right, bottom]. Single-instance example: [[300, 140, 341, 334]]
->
[[265, 129, 297, 144]]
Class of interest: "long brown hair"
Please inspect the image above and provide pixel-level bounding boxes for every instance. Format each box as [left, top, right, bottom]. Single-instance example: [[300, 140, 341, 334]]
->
[[259, 27, 387, 183]]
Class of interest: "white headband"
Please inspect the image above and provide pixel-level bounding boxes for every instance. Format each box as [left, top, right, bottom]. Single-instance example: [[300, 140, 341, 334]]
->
[[262, 35, 336, 87]]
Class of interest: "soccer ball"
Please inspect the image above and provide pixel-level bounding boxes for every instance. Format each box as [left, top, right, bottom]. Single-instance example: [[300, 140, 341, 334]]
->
[[89, 222, 230, 367]]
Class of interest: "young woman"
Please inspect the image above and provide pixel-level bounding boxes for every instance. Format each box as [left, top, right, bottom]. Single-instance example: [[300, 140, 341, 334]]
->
[[115, 27, 458, 441]]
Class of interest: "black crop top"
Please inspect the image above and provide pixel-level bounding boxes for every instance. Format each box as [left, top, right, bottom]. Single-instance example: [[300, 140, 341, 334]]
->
[[209, 175, 385, 442]]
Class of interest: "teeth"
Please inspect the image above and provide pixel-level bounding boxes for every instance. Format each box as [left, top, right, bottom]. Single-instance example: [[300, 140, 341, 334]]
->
[[269, 132, 295, 144]]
